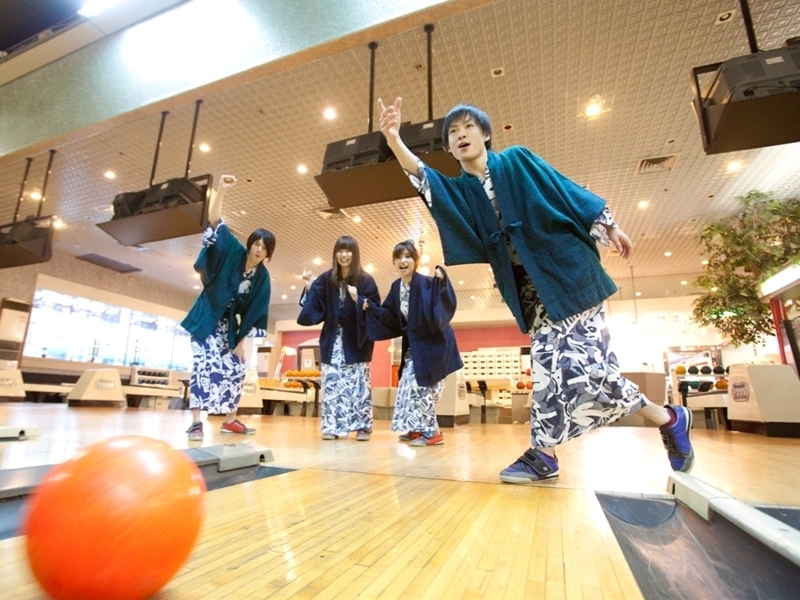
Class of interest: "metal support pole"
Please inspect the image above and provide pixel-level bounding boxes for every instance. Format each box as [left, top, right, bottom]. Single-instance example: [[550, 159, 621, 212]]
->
[[738, 0, 759, 53], [185, 99, 203, 178], [367, 42, 378, 132], [36, 149, 56, 218], [13, 158, 33, 224], [425, 24, 435, 121], [149, 111, 168, 187]]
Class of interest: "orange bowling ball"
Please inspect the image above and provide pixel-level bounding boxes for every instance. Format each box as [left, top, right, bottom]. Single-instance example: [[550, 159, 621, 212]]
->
[[23, 435, 206, 600]]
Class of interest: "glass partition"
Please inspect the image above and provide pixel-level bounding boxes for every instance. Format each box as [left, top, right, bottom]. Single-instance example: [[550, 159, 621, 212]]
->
[[23, 289, 191, 371]]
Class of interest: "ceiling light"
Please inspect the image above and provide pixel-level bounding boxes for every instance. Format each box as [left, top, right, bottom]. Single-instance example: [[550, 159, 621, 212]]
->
[[585, 95, 604, 118], [193, 285, 200, 290], [488, 266, 493, 272], [281, 294, 287, 300], [635, 292, 641, 297], [681, 280, 688, 285], [313, 258, 322, 265], [78, 0, 125, 18], [297, 165, 308, 174], [104, 171, 116, 179], [421, 254, 431, 265], [711, 286, 718, 292], [290, 285, 296, 290], [29, 191, 42, 200], [470, 295, 476, 300], [637, 200, 649, 209], [458, 280, 464, 285], [664, 251, 672, 257], [324, 108, 336, 120], [353, 216, 362, 223], [53, 219, 65, 229], [193, 273, 200, 279], [726, 160, 743, 172], [365, 264, 375, 273], [419, 266, 430, 276], [199, 143, 210, 153], [701, 260, 708, 265]]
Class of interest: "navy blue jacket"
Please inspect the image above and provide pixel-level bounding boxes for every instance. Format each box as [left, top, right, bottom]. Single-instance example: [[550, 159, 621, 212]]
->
[[365, 269, 463, 387], [297, 270, 380, 365], [422, 146, 617, 330], [181, 223, 271, 349]]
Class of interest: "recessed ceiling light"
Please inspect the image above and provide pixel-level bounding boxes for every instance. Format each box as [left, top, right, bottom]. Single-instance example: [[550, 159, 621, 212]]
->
[[488, 266, 493, 272], [470, 295, 476, 300], [701, 260, 708, 265], [199, 143, 210, 153], [681, 280, 688, 285], [290, 285, 296, 290], [29, 191, 42, 200], [53, 218, 65, 229], [193, 273, 200, 279], [313, 258, 322, 265], [635, 292, 641, 297], [104, 171, 116, 179], [458, 280, 464, 285], [353, 216, 362, 223], [281, 294, 287, 300], [297, 165, 308, 174], [638, 200, 649, 209], [365, 263, 375, 273], [664, 251, 672, 257], [711, 286, 718, 292], [726, 160, 742, 172], [193, 285, 200, 290], [585, 95, 604, 118], [324, 108, 336, 120]]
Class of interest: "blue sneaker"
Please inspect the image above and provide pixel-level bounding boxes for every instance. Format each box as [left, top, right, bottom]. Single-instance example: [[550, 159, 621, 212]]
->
[[499, 448, 559, 484], [660, 405, 694, 472]]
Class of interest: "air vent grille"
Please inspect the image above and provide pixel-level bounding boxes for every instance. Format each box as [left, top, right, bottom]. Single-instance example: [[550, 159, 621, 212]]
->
[[635, 154, 679, 175], [315, 207, 349, 221]]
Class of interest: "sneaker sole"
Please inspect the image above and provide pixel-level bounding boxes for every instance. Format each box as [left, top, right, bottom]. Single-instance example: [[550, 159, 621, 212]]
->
[[187, 436, 203, 441], [499, 472, 559, 484]]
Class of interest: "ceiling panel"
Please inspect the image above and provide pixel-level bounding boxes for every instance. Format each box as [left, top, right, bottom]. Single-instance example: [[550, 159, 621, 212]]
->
[[1, 0, 799, 324]]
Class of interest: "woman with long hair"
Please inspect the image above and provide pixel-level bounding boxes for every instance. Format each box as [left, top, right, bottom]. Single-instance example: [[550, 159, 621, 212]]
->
[[298, 236, 380, 440]]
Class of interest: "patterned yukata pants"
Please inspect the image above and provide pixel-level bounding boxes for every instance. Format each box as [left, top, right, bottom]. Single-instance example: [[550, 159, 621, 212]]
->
[[392, 355, 446, 436], [320, 328, 373, 435], [529, 302, 647, 448], [189, 317, 247, 414]]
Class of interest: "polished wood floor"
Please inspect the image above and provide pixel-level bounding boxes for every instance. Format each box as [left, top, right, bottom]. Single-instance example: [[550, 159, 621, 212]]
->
[[0, 404, 798, 599]]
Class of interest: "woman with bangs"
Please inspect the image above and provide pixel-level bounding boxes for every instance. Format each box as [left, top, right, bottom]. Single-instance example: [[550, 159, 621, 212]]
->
[[361, 240, 462, 446], [298, 236, 380, 440]]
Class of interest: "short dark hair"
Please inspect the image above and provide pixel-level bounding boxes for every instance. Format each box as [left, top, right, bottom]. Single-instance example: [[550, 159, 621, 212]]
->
[[442, 104, 492, 151], [392, 240, 419, 266], [247, 229, 276, 260], [331, 235, 362, 286]]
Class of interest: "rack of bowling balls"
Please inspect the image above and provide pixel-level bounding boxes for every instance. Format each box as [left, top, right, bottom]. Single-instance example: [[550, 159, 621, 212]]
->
[[673, 364, 729, 402], [282, 369, 321, 390]]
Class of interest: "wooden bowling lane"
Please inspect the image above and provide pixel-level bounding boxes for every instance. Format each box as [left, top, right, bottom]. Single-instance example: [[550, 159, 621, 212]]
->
[[0, 468, 644, 599]]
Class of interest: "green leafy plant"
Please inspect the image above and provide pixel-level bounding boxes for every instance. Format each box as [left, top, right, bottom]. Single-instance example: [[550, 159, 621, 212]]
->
[[692, 190, 800, 346]]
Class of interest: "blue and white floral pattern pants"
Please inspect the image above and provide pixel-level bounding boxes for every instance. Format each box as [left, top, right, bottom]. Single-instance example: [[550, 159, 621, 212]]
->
[[530, 303, 647, 448], [189, 317, 246, 414], [320, 328, 373, 435], [392, 355, 445, 436]]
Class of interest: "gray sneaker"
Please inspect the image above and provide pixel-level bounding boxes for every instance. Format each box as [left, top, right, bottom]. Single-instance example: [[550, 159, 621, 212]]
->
[[356, 429, 371, 441], [186, 421, 203, 441]]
